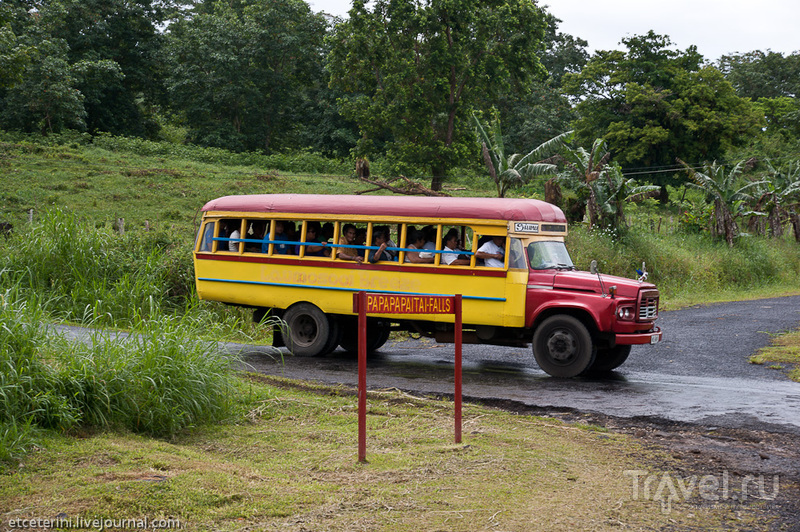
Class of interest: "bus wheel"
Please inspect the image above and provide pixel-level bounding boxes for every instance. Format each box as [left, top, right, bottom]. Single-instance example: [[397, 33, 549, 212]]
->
[[321, 315, 342, 355], [339, 318, 391, 354], [589, 345, 631, 372], [282, 303, 335, 357], [532, 315, 594, 377]]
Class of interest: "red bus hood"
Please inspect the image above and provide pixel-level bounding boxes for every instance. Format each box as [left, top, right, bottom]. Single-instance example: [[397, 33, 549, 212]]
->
[[543, 270, 656, 298]]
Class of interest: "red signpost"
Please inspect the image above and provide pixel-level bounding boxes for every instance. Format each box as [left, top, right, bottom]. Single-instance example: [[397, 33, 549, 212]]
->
[[353, 292, 463, 463]]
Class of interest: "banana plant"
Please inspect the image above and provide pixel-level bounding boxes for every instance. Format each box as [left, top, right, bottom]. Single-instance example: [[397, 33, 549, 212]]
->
[[556, 138, 611, 230], [679, 159, 768, 246], [472, 111, 570, 198], [759, 159, 800, 238]]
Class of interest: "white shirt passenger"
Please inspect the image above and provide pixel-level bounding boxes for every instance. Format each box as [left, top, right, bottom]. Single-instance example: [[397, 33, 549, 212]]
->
[[442, 246, 459, 265], [228, 229, 241, 252], [478, 239, 505, 267]]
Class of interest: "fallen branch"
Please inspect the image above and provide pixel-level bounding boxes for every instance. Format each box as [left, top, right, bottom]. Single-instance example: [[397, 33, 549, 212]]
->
[[355, 175, 450, 197]]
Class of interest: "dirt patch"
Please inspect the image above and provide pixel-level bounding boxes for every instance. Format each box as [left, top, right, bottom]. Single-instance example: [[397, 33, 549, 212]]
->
[[478, 399, 800, 531]]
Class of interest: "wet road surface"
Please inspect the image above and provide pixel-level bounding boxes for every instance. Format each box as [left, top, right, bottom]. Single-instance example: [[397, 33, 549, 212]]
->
[[236, 295, 800, 434]]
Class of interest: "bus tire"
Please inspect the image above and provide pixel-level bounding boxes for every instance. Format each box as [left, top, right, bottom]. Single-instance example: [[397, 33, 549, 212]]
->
[[339, 318, 391, 354], [282, 303, 335, 357], [532, 315, 595, 377], [321, 315, 342, 355], [589, 345, 631, 372]]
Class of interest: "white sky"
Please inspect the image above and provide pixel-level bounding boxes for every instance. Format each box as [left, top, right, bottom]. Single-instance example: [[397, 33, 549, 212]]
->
[[307, 0, 799, 62]]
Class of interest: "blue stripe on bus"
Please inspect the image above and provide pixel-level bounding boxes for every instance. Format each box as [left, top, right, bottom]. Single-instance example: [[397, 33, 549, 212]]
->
[[197, 277, 506, 302]]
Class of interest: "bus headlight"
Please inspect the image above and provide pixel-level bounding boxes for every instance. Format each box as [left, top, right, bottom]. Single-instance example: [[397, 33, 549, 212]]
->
[[616, 305, 635, 321]]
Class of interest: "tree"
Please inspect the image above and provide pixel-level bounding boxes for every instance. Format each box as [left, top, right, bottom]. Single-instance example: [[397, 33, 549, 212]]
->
[[494, 12, 587, 155], [718, 50, 800, 100], [1, 39, 85, 134], [679, 159, 765, 247], [328, 0, 548, 191], [562, 32, 762, 194], [166, 0, 328, 152], [472, 111, 568, 197], [34, 0, 171, 137], [0, 24, 30, 89]]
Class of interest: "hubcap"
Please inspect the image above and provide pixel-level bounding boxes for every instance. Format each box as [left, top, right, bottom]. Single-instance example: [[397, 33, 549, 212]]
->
[[294, 315, 318, 346], [546, 328, 577, 362]]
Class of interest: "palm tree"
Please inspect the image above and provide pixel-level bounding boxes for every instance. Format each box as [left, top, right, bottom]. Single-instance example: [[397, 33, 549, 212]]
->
[[679, 159, 767, 247], [761, 159, 800, 238], [472, 112, 570, 198], [556, 138, 611, 230]]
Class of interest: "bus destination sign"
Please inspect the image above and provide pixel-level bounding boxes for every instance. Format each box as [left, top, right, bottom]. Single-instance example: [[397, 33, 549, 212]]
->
[[514, 222, 539, 233], [355, 294, 455, 315]]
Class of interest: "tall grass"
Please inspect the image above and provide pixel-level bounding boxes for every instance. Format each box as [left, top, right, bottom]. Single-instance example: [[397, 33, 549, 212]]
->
[[0, 291, 80, 460], [0, 288, 239, 462], [567, 225, 800, 303], [0, 208, 194, 326]]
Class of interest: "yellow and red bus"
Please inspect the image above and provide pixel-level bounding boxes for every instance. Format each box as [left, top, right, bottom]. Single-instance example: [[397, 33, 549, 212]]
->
[[193, 194, 661, 377]]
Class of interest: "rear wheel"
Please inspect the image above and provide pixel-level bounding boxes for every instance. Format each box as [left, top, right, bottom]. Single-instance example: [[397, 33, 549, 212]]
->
[[589, 345, 631, 372], [532, 315, 595, 377], [339, 317, 391, 354], [281, 303, 337, 357]]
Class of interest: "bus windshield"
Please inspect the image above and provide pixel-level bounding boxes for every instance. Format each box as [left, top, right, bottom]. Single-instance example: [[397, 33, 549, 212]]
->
[[527, 241, 575, 270]]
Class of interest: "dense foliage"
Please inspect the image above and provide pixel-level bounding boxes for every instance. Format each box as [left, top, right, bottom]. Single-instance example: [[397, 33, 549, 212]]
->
[[0, 0, 798, 220]]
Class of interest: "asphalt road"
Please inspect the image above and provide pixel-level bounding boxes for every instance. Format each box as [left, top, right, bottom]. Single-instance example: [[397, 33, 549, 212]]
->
[[236, 295, 800, 434]]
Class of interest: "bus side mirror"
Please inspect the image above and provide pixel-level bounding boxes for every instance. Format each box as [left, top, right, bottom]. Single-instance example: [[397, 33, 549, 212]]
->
[[590, 260, 598, 275]]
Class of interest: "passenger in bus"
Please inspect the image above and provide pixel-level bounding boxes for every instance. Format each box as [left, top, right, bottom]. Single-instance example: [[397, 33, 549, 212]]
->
[[354, 227, 367, 257], [375, 225, 398, 259], [367, 228, 392, 263], [476, 236, 506, 267], [245, 221, 266, 252], [303, 221, 328, 257], [338, 223, 364, 263], [404, 230, 435, 263], [442, 229, 470, 265], [321, 222, 334, 243], [228, 223, 241, 252], [263, 220, 290, 254], [422, 225, 437, 250], [284, 221, 299, 254]]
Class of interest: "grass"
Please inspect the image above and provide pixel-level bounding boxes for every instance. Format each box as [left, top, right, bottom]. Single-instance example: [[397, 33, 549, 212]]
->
[[566, 224, 800, 310], [0, 375, 770, 531], [749, 328, 800, 382], [0, 289, 241, 460]]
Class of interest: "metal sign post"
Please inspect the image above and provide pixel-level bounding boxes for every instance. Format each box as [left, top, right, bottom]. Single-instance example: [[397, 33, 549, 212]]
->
[[353, 292, 463, 463]]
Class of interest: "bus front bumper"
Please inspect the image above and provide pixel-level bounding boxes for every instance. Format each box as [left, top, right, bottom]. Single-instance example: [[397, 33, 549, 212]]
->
[[614, 327, 662, 346]]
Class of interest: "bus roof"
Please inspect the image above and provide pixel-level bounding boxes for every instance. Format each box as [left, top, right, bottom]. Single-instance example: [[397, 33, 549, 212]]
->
[[201, 194, 567, 223]]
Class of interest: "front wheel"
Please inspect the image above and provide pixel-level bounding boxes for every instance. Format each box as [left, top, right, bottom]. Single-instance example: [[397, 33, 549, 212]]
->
[[281, 303, 337, 357], [532, 315, 595, 377], [589, 345, 631, 372]]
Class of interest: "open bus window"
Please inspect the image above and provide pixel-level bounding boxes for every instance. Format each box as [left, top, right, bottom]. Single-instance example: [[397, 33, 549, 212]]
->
[[199, 222, 215, 252], [528, 240, 575, 270], [245, 220, 267, 253], [218, 219, 243, 253], [300, 221, 329, 257]]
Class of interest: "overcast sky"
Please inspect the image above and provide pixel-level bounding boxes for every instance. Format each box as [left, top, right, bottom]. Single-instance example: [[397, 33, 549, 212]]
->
[[307, 0, 799, 62]]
